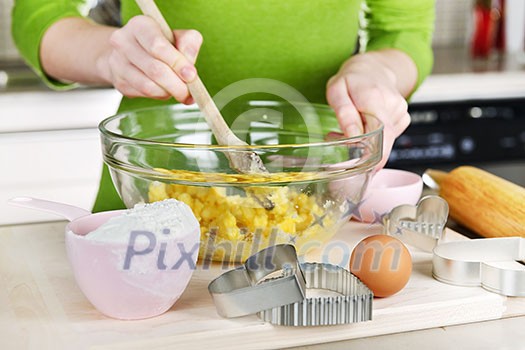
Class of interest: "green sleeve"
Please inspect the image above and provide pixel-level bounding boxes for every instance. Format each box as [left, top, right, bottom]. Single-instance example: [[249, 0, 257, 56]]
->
[[11, 0, 86, 89], [362, 0, 435, 91]]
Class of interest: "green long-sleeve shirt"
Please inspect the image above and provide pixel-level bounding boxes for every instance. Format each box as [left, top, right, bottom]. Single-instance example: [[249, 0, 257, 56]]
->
[[12, 0, 435, 211]]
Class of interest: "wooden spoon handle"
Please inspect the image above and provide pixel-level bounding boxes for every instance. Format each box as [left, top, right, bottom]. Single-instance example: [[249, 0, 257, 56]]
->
[[188, 76, 247, 146], [134, 0, 244, 146], [135, 0, 174, 41]]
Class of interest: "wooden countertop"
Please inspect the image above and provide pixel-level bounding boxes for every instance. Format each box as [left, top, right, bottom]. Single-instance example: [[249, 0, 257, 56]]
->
[[1, 220, 525, 350]]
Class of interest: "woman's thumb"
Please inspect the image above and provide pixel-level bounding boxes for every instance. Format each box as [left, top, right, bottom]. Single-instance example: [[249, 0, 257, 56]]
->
[[173, 29, 203, 64]]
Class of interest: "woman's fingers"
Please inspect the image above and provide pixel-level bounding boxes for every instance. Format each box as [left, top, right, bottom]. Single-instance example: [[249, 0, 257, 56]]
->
[[391, 97, 410, 134], [131, 16, 197, 83], [174, 29, 203, 64], [393, 111, 411, 135], [326, 73, 412, 171], [107, 15, 203, 102], [376, 107, 411, 171], [326, 76, 364, 137], [376, 138, 393, 170], [120, 38, 190, 102], [326, 51, 415, 171], [110, 52, 169, 99]]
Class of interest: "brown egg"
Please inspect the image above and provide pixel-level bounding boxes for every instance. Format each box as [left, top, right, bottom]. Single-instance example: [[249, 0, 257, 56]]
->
[[349, 235, 412, 297]]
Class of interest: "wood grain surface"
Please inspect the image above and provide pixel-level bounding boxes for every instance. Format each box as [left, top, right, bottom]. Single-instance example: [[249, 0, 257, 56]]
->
[[0, 221, 522, 350]]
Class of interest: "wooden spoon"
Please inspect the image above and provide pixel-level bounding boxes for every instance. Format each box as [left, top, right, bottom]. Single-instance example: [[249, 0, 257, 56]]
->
[[134, 0, 274, 210], [134, 0, 269, 175]]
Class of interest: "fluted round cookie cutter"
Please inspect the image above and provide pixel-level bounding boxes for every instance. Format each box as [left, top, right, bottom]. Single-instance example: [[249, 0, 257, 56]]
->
[[258, 262, 373, 326]]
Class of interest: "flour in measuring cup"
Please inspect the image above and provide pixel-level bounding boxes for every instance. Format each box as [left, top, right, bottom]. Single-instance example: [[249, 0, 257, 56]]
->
[[85, 199, 198, 243]]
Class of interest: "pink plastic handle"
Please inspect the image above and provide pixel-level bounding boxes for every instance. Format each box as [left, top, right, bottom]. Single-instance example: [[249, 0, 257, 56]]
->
[[8, 197, 91, 222]]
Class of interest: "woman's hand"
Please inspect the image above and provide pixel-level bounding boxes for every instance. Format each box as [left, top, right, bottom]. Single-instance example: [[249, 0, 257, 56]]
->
[[326, 49, 417, 169], [98, 15, 203, 104], [40, 17, 202, 103]]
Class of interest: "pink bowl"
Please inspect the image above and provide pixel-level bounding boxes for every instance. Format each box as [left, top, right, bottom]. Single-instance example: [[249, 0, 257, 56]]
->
[[65, 211, 200, 320], [356, 169, 423, 223]]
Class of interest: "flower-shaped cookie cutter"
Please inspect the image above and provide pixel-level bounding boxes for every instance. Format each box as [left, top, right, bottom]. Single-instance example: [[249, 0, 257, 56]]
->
[[208, 244, 306, 318], [383, 195, 449, 252]]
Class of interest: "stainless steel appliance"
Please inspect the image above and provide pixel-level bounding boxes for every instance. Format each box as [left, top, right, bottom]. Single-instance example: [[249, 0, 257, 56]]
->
[[387, 71, 525, 187]]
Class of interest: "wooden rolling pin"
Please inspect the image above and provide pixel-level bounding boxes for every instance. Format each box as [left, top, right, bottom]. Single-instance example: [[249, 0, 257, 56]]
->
[[425, 166, 525, 238]]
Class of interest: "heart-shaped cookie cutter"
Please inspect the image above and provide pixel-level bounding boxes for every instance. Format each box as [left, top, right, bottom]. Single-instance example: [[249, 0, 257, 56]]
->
[[383, 195, 449, 252], [208, 244, 306, 318], [433, 237, 525, 296]]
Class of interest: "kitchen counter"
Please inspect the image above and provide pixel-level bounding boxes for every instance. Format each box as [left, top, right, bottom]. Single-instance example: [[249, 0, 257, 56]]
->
[[292, 316, 525, 350], [410, 71, 525, 103], [2, 219, 525, 350], [431, 46, 525, 75]]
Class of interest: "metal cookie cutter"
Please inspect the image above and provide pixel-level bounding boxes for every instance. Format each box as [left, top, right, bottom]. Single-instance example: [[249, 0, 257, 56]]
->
[[433, 237, 525, 296], [258, 262, 373, 326], [208, 244, 306, 318], [383, 195, 449, 252]]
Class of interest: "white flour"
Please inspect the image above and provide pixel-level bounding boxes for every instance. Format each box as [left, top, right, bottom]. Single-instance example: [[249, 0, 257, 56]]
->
[[85, 199, 198, 243]]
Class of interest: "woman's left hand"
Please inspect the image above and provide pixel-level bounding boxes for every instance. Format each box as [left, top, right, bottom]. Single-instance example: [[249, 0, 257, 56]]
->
[[326, 50, 416, 170]]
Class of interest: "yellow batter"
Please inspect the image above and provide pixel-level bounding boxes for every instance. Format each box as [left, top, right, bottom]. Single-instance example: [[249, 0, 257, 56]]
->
[[148, 169, 342, 262]]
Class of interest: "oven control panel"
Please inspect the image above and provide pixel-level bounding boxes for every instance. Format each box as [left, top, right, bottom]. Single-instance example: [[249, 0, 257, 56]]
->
[[388, 97, 525, 166]]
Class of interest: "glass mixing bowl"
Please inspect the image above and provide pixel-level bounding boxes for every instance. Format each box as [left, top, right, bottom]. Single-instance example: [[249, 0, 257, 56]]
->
[[99, 101, 383, 262]]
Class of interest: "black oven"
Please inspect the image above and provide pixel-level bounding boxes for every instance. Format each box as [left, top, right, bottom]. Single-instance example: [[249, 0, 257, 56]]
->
[[388, 96, 525, 187]]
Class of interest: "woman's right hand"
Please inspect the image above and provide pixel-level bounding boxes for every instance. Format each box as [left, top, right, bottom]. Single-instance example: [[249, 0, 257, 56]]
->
[[98, 15, 203, 104]]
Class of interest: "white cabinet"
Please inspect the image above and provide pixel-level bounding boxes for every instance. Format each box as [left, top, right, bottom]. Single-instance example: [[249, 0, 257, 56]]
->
[[0, 89, 121, 225], [0, 89, 122, 132]]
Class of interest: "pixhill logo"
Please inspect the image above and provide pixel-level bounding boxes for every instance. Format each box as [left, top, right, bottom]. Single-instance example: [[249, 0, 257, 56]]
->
[[122, 229, 199, 271]]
